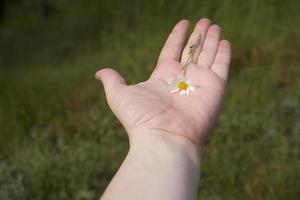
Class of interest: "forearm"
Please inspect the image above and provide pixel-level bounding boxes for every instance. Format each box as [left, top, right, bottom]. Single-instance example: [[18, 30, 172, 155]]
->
[[101, 131, 201, 200]]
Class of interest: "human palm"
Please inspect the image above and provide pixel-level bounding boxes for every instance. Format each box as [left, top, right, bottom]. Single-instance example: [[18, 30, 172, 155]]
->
[[96, 18, 231, 147]]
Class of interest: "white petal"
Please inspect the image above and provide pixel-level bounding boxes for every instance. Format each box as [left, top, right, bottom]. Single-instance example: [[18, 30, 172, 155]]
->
[[170, 81, 176, 86], [189, 86, 196, 91], [169, 78, 179, 90], [186, 79, 191, 84], [170, 76, 180, 83], [170, 80, 178, 86], [176, 75, 182, 80], [169, 83, 176, 89], [186, 89, 190, 95], [179, 76, 186, 81], [180, 90, 185, 95], [170, 88, 179, 93], [181, 77, 188, 82]]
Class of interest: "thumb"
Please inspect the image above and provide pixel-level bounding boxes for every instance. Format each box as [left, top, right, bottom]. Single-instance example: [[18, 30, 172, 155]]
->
[[95, 68, 126, 99]]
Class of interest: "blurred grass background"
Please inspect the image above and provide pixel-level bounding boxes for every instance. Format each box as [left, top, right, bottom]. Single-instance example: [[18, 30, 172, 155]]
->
[[0, 0, 299, 199]]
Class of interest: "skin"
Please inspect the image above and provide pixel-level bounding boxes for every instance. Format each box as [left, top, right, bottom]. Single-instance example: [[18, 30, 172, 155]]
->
[[96, 18, 231, 200]]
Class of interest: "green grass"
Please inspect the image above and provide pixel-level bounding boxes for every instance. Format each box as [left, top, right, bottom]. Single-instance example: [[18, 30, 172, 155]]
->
[[0, 0, 300, 199]]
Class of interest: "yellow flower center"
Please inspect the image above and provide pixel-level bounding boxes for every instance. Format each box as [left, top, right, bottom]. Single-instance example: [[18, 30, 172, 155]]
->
[[177, 81, 188, 90]]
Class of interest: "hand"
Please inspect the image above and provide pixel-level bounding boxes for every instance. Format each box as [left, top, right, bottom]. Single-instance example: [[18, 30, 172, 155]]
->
[[96, 18, 231, 149]]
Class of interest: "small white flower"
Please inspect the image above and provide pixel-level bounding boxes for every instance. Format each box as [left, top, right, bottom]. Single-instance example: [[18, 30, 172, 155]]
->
[[169, 76, 196, 95]]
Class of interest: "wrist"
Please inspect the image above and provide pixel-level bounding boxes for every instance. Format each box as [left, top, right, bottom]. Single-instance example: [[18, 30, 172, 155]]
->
[[128, 130, 201, 165], [102, 130, 201, 200]]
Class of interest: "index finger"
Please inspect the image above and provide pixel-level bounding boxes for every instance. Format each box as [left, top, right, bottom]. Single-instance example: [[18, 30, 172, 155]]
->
[[157, 20, 190, 66]]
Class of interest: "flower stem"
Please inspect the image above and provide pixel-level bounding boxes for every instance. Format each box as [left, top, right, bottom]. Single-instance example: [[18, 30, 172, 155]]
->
[[181, 35, 202, 77]]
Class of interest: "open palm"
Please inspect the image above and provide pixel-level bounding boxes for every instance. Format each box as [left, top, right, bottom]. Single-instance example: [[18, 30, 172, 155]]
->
[[96, 18, 231, 147]]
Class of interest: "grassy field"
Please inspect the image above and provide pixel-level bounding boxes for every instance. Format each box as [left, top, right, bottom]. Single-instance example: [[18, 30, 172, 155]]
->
[[0, 0, 300, 199]]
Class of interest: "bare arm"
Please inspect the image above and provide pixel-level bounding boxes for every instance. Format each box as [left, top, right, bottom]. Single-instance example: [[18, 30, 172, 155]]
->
[[102, 132, 200, 200]]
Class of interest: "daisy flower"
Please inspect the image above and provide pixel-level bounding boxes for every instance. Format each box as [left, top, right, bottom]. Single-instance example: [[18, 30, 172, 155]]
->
[[169, 76, 196, 95]]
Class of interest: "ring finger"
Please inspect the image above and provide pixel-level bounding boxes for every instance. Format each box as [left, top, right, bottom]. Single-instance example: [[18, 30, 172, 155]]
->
[[197, 24, 221, 68]]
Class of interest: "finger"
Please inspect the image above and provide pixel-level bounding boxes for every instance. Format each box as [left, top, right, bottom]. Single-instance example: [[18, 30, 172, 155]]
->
[[211, 40, 231, 81], [181, 18, 210, 64], [95, 68, 126, 99], [197, 24, 221, 68], [157, 19, 190, 65]]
